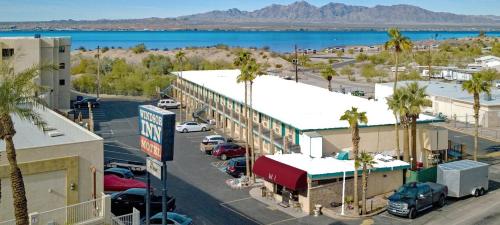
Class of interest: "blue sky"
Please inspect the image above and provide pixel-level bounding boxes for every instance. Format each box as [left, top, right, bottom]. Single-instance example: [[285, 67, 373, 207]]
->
[[1, 0, 499, 21]]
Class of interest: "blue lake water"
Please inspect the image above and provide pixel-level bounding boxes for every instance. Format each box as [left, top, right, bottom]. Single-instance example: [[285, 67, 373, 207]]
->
[[1, 30, 499, 52]]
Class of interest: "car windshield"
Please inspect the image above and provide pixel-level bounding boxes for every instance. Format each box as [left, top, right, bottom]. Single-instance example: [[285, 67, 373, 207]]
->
[[396, 186, 418, 197]]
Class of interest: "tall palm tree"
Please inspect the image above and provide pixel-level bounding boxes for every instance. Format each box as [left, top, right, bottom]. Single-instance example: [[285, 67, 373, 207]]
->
[[384, 28, 413, 161], [0, 61, 48, 225], [356, 151, 376, 215], [406, 82, 432, 169], [462, 72, 492, 161], [175, 50, 187, 122], [320, 66, 337, 92], [340, 107, 368, 215], [386, 88, 410, 161], [234, 50, 253, 177]]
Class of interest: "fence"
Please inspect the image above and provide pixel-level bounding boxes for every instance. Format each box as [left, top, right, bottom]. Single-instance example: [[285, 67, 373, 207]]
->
[[406, 166, 437, 183], [0, 195, 109, 225], [111, 208, 140, 225]]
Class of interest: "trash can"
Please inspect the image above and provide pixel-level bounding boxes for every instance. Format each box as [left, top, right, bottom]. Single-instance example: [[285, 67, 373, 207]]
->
[[261, 187, 267, 197]]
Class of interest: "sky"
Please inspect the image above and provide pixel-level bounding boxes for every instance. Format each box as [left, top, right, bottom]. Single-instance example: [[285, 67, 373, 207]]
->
[[1, 0, 499, 22]]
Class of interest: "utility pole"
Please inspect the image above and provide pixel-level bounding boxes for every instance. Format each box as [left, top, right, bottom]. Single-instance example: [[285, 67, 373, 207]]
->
[[294, 45, 298, 83], [96, 45, 101, 99]]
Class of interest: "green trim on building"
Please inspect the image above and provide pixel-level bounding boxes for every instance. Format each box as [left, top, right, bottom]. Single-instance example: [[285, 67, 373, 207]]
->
[[281, 124, 286, 137], [295, 129, 300, 145]]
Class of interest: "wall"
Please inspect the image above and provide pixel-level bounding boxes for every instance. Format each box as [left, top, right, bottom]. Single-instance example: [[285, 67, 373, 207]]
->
[[0, 140, 103, 220]]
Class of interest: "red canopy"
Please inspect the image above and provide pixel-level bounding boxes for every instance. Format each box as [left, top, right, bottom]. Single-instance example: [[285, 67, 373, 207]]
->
[[104, 175, 146, 192], [253, 156, 307, 191]]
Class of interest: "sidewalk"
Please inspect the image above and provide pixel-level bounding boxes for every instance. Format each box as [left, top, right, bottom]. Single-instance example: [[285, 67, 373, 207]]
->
[[248, 187, 308, 219], [432, 122, 500, 143]]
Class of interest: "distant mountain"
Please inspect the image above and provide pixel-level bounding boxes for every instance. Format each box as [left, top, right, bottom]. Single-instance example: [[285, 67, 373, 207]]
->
[[2, 1, 500, 31], [181, 1, 500, 25]]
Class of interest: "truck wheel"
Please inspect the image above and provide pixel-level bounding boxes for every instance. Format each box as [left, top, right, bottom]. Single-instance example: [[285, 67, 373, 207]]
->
[[480, 188, 486, 196], [408, 207, 417, 219], [221, 154, 228, 161], [474, 189, 480, 197], [438, 195, 446, 207]]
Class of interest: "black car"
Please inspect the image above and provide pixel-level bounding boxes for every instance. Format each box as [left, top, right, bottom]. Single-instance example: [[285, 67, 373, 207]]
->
[[111, 188, 176, 216], [225, 157, 247, 178], [73, 97, 100, 108]]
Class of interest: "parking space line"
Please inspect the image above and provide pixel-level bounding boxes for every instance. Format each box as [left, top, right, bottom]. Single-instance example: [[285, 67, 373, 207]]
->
[[221, 197, 252, 205], [266, 217, 297, 225], [219, 201, 263, 225]]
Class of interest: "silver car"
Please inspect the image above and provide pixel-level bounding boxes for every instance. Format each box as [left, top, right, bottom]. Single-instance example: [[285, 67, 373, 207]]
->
[[176, 121, 210, 133]]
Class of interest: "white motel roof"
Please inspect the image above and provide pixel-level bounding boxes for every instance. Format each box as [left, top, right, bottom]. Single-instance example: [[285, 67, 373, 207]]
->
[[174, 70, 439, 131], [267, 153, 410, 179]]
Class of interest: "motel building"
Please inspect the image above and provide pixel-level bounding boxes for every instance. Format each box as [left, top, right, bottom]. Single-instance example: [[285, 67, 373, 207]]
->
[[171, 69, 446, 213]]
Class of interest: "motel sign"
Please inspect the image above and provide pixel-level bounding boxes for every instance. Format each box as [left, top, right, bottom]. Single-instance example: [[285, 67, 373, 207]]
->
[[139, 105, 175, 162]]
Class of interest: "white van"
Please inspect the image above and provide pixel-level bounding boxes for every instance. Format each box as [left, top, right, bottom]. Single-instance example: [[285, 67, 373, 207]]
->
[[157, 99, 180, 109]]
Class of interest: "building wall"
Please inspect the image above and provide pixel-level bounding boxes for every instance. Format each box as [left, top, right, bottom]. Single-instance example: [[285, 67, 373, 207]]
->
[[0, 140, 103, 220], [0, 37, 71, 110], [432, 96, 500, 128]]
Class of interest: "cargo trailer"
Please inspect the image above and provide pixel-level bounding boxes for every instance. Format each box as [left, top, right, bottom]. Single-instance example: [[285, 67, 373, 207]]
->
[[437, 160, 489, 198]]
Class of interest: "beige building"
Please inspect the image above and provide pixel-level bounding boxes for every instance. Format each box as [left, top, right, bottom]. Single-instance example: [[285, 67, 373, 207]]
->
[[375, 81, 500, 128], [171, 70, 446, 214], [0, 106, 103, 221], [0, 36, 71, 110]]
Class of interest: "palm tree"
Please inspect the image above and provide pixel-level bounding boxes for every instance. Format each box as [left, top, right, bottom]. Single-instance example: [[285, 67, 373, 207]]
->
[[406, 82, 432, 169], [340, 107, 368, 215], [320, 66, 337, 92], [0, 61, 48, 225], [175, 50, 187, 122], [356, 151, 376, 215], [384, 28, 413, 161], [386, 88, 410, 161], [462, 72, 492, 161], [234, 50, 253, 177]]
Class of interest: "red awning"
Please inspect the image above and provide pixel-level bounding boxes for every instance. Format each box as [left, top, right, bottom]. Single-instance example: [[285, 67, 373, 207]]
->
[[253, 156, 307, 191]]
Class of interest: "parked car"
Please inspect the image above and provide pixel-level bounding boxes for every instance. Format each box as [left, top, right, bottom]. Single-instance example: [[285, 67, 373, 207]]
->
[[176, 121, 210, 133], [157, 99, 180, 109], [212, 143, 247, 160], [105, 160, 146, 174], [225, 157, 247, 177], [104, 175, 146, 192], [104, 167, 134, 179], [73, 97, 100, 108], [387, 182, 448, 219], [111, 188, 176, 216], [144, 212, 193, 225], [200, 135, 226, 154]]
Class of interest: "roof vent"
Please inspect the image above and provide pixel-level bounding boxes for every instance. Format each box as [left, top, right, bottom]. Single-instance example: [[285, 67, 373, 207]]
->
[[43, 126, 57, 132], [48, 131, 64, 137]]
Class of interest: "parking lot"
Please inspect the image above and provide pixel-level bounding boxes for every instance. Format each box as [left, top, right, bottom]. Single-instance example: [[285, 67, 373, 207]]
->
[[95, 98, 500, 225]]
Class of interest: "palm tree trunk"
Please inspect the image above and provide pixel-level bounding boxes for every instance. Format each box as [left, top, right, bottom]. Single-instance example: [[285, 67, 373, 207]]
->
[[244, 82, 250, 177], [474, 93, 479, 161], [393, 53, 400, 159], [249, 83, 256, 182], [403, 118, 410, 163], [361, 165, 367, 215], [1, 115, 29, 225], [353, 124, 360, 215], [411, 116, 418, 170]]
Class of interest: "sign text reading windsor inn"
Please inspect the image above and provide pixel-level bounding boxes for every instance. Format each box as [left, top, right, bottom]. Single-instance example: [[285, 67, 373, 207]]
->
[[139, 105, 175, 162]]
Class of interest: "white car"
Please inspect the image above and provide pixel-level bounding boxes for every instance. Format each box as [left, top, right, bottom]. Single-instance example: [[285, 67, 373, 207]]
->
[[157, 99, 180, 109], [176, 121, 210, 133]]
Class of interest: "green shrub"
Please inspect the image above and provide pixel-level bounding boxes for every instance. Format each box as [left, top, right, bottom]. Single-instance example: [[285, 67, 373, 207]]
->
[[131, 43, 147, 54]]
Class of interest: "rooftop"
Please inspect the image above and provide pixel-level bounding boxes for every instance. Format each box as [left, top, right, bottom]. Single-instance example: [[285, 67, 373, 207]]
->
[[266, 153, 409, 179], [0, 107, 102, 151], [377, 81, 500, 106], [438, 159, 489, 171], [174, 70, 439, 131]]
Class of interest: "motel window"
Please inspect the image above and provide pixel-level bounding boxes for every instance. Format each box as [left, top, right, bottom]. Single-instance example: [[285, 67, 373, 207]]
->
[[59, 63, 65, 69], [2, 48, 14, 59], [59, 46, 65, 53], [59, 79, 65, 86]]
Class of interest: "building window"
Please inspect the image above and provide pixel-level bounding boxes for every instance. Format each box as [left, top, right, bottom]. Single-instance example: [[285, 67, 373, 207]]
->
[[59, 46, 65, 53], [59, 63, 65, 69], [2, 48, 14, 59], [59, 79, 65, 86]]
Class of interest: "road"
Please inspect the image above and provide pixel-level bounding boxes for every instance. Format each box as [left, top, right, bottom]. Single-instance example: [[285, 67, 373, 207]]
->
[[92, 98, 500, 225]]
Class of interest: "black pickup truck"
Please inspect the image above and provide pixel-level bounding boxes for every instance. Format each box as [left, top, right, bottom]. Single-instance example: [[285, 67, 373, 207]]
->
[[111, 188, 176, 217], [388, 182, 448, 219]]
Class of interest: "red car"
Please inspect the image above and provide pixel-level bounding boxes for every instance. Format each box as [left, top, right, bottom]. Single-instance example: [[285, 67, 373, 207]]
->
[[212, 143, 248, 160], [104, 174, 146, 192]]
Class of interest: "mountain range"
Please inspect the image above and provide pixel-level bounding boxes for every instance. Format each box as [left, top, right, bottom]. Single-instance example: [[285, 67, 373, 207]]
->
[[2, 1, 500, 31]]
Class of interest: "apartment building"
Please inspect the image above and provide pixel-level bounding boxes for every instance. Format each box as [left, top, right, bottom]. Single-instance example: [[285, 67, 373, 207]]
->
[[0, 36, 71, 110], [0, 106, 104, 221]]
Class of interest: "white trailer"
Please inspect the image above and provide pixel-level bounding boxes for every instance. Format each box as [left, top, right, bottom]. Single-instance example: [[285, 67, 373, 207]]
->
[[437, 160, 489, 198]]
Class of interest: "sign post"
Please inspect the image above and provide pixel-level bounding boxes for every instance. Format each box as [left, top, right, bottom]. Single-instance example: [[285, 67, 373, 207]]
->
[[139, 105, 175, 225]]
